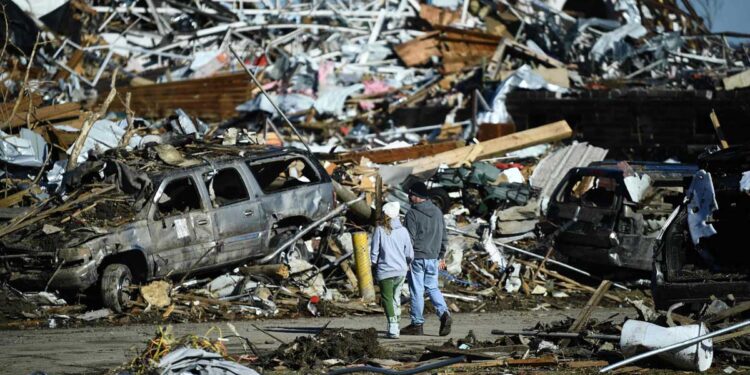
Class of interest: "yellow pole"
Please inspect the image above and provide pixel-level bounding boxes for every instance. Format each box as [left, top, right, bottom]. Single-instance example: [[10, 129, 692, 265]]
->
[[352, 231, 375, 302]]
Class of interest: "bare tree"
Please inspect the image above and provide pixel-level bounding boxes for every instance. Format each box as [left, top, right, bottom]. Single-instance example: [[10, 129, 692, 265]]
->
[[691, 0, 725, 30]]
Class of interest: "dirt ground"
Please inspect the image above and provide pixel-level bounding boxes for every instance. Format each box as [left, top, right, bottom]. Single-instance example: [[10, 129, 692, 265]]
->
[[0, 307, 636, 374]]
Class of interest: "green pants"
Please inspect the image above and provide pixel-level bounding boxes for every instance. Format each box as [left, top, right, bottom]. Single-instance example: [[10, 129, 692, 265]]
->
[[379, 276, 405, 327]]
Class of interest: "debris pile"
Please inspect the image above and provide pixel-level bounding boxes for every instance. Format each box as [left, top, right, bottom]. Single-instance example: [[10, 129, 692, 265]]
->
[[263, 327, 387, 370]]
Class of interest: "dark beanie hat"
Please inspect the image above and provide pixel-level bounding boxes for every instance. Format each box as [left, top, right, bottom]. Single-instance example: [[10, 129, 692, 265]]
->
[[408, 181, 429, 199]]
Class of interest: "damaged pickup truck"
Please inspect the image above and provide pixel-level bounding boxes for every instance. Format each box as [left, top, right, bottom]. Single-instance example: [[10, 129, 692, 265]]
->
[[0, 145, 335, 312], [540, 161, 696, 274], [652, 146, 750, 309]]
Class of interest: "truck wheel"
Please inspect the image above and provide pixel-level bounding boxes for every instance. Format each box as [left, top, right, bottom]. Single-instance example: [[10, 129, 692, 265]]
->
[[101, 263, 133, 313], [428, 188, 452, 213]]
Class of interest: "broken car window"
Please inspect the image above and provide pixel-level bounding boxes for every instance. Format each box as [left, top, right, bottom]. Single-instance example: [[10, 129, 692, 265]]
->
[[156, 177, 202, 218], [248, 157, 321, 194], [558, 175, 618, 208], [204, 167, 249, 207]]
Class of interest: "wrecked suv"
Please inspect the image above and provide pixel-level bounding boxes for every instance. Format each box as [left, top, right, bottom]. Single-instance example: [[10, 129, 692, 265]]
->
[[0, 147, 335, 312], [540, 162, 696, 273]]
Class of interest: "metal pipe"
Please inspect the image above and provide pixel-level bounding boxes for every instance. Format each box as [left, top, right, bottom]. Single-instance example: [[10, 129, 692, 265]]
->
[[447, 227, 629, 290], [258, 196, 365, 264], [228, 45, 312, 154], [599, 319, 750, 373], [491, 329, 620, 341]]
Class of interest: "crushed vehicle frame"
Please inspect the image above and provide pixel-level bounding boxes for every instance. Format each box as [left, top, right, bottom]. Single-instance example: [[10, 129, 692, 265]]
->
[[652, 146, 750, 310], [540, 161, 697, 273]]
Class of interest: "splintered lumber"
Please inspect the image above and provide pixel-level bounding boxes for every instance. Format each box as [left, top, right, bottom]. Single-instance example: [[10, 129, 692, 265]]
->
[[516, 259, 621, 303], [0, 102, 82, 130], [400, 120, 572, 174], [394, 26, 500, 73], [239, 264, 289, 279], [332, 140, 463, 164], [328, 238, 358, 290], [560, 280, 612, 347]]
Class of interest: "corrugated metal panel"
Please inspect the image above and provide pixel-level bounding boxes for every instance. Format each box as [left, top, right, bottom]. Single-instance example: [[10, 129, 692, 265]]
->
[[530, 142, 609, 201]]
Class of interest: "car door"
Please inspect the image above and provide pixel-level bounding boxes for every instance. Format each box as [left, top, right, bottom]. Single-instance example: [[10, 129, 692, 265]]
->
[[148, 173, 217, 277], [202, 163, 267, 265]]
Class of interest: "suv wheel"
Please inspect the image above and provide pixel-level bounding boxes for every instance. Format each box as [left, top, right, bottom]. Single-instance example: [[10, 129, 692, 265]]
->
[[101, 263, 133, 313], [270, 228, 309, 264]]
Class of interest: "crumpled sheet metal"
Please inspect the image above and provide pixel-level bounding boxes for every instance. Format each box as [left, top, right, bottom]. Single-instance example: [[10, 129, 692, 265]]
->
[[686, 169, 718, 244], [478, 65, 568, 124], [589, 0, 645, 63], [157, 348, 260, 375], [314, 84, 365, 117], [65, 119, 143, 164], [530, 142, 608, 209], [0, 128, 47, 167]]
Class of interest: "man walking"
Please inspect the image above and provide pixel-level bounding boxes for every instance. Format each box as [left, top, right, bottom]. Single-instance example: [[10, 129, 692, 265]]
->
[[401, 181, 452, 336]]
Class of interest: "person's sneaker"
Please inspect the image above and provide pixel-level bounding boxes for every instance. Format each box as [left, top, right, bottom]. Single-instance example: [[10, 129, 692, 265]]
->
[[439, 312, 452, 336], [386, 333, 400, 339], [400, 324, 423, 335]]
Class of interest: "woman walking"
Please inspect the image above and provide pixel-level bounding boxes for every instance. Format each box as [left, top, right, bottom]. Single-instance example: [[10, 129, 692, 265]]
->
[[370, 202, 414, 339]]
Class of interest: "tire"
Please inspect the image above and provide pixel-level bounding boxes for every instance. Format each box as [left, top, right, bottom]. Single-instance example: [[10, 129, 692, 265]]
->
[[270, 228, 309, 264], [101, 263, 133, 313], [428, 188, 452, 213]]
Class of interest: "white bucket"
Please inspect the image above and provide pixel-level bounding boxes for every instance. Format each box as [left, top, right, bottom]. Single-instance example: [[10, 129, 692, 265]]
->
[[620, 320, 713, 371]]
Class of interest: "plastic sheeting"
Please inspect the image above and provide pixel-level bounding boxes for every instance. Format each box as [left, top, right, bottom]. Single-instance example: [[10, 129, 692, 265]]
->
[[158, 348, 260, 375], [0, 128, 47, 167], [478, 65, 568, 124], [235, 93, 315, 118], [65, 119, 143, 164]]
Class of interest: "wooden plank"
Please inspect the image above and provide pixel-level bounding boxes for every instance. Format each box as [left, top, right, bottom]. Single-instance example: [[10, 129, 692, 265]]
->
[[709, 109, 729, 149], [331, 141, 463, 164], [393, 33, 440, 66], [560, 280, 612, 347], [706, 301, 750, 324], [0, 102, 82, 129], [723, 68, 750, 91], [0, 189, 31, 208], [506, 355, 558, 366], [419, 4, 461, 26], [516, 259, 621, 303], [400, 120, 572, 174]]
